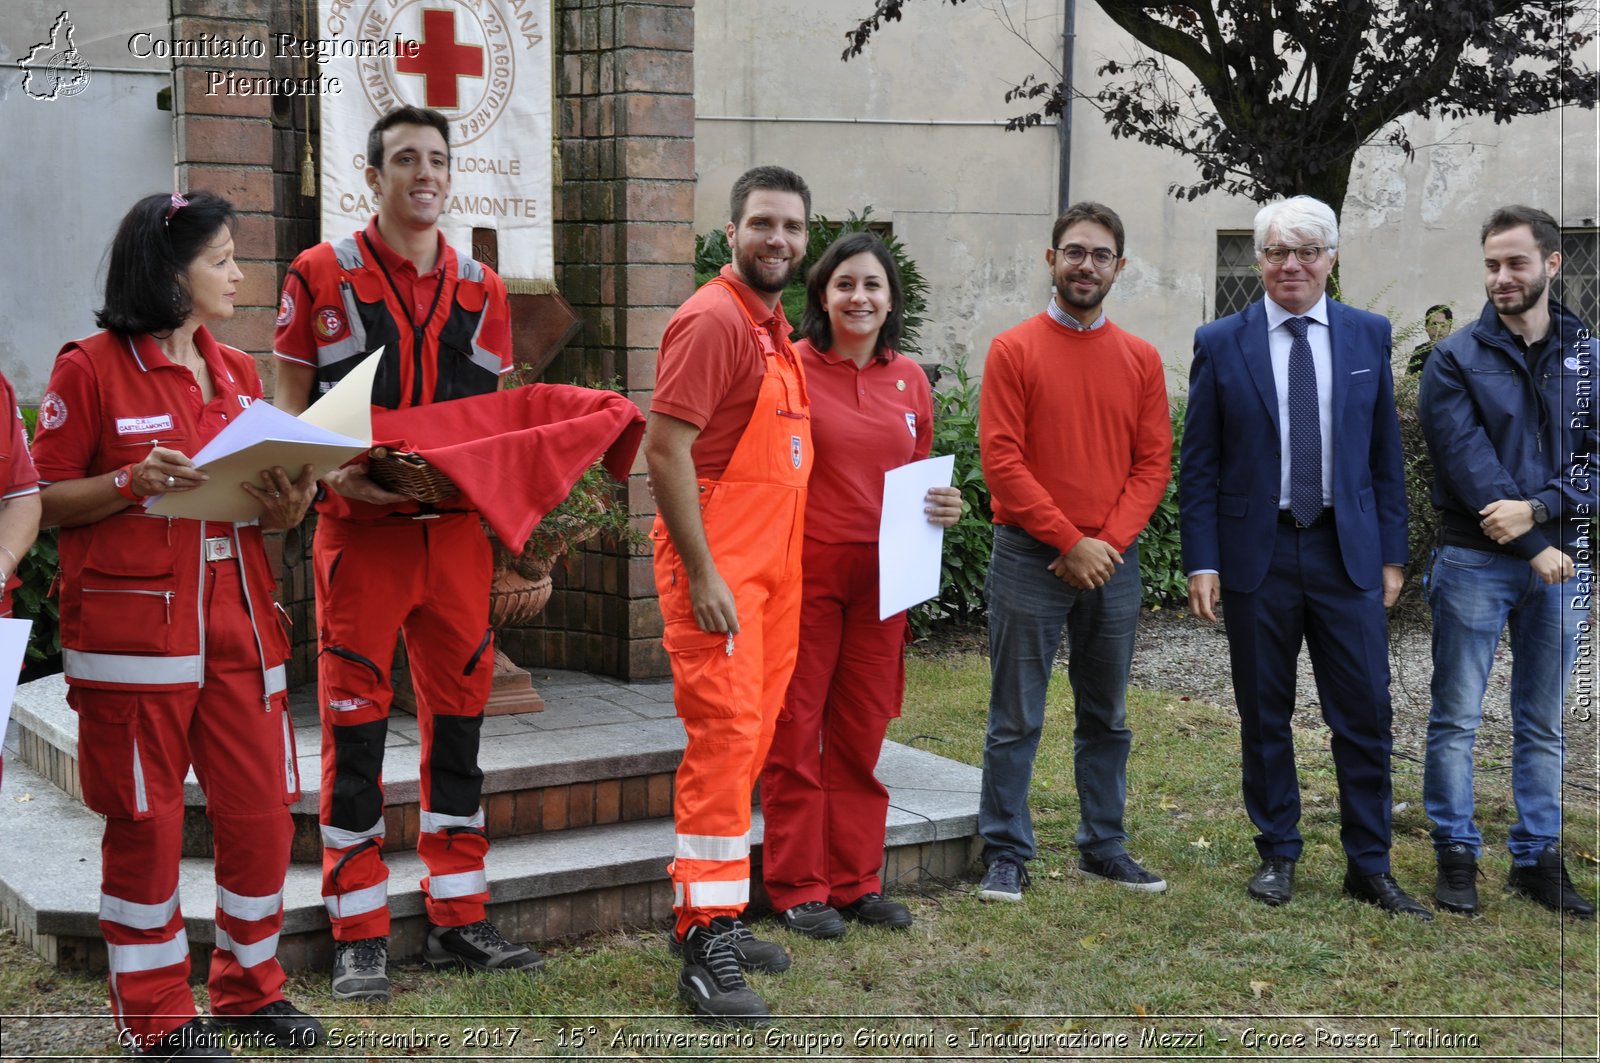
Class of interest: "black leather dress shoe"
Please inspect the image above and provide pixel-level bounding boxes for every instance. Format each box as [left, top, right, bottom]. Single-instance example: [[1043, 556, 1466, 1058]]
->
[[1343, 870, 1433, 920], [1247, 856, 1296, 906]]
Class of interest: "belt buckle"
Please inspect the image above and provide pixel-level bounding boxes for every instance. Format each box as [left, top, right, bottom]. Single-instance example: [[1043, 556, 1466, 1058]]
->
[[203, 536, 235, 562]]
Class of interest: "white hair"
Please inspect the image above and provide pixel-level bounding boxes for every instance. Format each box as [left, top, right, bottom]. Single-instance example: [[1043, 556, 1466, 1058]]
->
[[1254, 196, 1339, 254]]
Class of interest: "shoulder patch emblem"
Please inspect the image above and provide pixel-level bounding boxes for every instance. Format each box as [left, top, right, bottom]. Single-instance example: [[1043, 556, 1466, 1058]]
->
[[276, 291, 295, 328], [314, 306, 347, 341], [39, 391, 67, 431]]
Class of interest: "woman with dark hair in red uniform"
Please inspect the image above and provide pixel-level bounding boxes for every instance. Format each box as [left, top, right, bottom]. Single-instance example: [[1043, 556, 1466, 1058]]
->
[[0, 368, 42, 786], [32, 192, 320, 1060], [760, 232, 962, 938]]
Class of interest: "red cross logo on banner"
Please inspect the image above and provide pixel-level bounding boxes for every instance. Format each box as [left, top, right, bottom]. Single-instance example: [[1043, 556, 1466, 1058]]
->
[[396, 8, 484, 109]]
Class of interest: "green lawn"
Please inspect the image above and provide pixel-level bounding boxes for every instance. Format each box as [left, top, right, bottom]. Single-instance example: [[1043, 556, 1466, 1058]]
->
[[2, 648, 1596, 1059]]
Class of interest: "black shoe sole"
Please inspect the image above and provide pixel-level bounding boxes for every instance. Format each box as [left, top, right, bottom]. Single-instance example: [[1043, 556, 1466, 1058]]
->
[[782, 918, 848, 939], [1506, 885, 1596, 918], [1247, 888, 1291, 907]]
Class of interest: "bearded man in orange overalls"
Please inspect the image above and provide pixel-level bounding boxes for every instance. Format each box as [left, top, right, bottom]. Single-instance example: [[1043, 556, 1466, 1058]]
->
[[644, 166, 814, 1024]]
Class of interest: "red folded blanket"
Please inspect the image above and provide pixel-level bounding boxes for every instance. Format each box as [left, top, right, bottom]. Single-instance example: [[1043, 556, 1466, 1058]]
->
[[370, 384, 644, 553]]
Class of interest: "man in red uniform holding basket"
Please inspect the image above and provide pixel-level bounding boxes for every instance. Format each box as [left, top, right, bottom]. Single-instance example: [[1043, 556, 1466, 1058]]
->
[[273, 105, 540, 1002]]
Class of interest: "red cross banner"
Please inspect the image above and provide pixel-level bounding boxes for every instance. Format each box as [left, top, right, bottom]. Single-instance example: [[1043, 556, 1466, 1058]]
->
[[317, 0, 554, 290]]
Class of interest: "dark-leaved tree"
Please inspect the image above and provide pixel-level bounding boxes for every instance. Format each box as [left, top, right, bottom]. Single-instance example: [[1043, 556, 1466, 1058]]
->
[[843, 0, 1594, 216]]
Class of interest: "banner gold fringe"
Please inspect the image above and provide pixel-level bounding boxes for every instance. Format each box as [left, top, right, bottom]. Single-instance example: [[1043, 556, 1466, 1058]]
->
[[504, 278, 560, 295]]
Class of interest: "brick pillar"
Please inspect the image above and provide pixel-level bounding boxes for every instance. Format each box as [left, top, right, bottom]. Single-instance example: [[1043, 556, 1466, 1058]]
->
[[171, 0, 321, 687], [171, 0, 278, 388], [498, 0, 694, 681]]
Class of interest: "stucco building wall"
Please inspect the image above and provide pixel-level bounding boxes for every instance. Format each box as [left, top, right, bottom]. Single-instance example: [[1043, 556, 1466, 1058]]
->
[[694, 0, 1598, 383]]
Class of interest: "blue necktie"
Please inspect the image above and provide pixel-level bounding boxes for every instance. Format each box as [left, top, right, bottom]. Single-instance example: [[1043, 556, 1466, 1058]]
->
[[1285, 316, 1322, 526]]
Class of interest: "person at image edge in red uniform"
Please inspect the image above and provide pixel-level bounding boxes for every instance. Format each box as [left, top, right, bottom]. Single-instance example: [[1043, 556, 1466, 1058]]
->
[[761, 232, 962, 941], [32, 192, 321, 1060], [272, 105, 540, 1003], [0, 369, 41, 787], [645, 165, 813, 1024]]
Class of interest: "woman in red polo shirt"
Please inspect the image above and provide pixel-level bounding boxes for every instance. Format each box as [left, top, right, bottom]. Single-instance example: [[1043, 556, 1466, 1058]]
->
[[32, 192, 319, 1060], [760, 232, 961, 938]]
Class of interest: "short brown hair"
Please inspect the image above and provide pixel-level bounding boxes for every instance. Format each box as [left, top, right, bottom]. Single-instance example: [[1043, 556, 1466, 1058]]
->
[[367, 106, 450, 170], [730, 166, 811, 225], [1481, 205, 1561, 259], [1052, 201, 1125, 257]]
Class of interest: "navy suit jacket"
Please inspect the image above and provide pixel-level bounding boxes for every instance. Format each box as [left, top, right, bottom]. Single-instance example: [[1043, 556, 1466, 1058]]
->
[[1179, 298, 1408, 594]]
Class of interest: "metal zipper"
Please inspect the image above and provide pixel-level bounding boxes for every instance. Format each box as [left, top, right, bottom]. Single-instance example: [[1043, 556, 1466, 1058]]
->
[[82, 588, 173, 624]]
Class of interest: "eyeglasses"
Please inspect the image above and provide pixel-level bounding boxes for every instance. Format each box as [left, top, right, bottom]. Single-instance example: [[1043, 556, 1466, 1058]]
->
[[1054, 244, 1119, 269], [1261, 244, 1330, 264]]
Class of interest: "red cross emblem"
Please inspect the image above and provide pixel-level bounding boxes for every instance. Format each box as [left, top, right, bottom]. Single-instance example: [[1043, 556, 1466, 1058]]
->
[[396, 8, 484, 110]]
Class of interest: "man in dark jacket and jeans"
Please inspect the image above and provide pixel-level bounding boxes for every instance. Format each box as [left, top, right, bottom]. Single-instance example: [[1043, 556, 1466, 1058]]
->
[[1418, 204, 1597, 919]]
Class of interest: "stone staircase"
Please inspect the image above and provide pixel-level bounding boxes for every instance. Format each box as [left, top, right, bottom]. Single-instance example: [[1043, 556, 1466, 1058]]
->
[[1, 669, 981, 974]]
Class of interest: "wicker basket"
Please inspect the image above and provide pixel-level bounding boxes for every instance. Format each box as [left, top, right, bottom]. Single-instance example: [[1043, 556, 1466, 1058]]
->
[[367, 447, 461, 503]]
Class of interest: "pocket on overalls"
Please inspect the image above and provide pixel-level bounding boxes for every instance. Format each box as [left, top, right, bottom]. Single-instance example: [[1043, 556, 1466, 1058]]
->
[[320, 645, 387, 723], [664, 622, 740, 720], [68, 688, 154, 820]]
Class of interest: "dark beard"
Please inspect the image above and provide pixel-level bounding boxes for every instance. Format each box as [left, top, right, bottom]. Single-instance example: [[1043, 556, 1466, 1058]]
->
[[1489, 271, 1548, 317], [733, 245, 798, 295], [1055, 274, 1109, 314]]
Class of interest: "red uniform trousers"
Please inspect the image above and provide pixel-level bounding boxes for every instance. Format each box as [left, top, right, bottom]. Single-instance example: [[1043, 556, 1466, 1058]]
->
[[73, 559, 298, 1046], [655, 280, 811, 936], [760, 538, 907, 911], [315, 512, 494, 940]]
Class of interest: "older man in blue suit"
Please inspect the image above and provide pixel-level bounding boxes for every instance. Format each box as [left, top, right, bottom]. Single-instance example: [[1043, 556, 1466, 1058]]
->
[[1179, 196, 1429, 918]]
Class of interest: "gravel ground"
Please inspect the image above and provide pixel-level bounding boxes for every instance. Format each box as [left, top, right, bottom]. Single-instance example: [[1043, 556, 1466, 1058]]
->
[[1125, 607, 1598, 784], [922, 606, 1600, 789]]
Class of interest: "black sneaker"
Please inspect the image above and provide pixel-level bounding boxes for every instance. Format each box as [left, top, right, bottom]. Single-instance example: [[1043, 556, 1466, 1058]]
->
[[213, 999, 324, 1049], [977, 857, 1029, 902], [670, 916, 792, 973], [138, 1019, 231, 1059], [678, 920, 771, 1025], [1434, 844, 1481, 915], [331, 936, 390, 1001], [780, 901, 847, 939], [1077, 852, 1168, 893], [841, 892, 913, 929], [1507, 846, 1596, 918], [424, 918, 546, 971]]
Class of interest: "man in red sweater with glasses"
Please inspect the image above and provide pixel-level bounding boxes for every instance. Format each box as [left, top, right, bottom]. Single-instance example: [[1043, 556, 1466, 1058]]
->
[[976, 201, 1172, 903]]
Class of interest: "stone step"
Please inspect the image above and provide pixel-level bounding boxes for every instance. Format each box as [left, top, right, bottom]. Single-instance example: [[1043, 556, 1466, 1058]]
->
[[10, 670, 690, 861], [0, 735, 981, 973]]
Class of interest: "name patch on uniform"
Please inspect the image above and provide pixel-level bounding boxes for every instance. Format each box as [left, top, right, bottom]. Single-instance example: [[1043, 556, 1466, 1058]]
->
[[115, 414, 174, 436], [905, 411, 917, 438], [790, 435, 803, 469]]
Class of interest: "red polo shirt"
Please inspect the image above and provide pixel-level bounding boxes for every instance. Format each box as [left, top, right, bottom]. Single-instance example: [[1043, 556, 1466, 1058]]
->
[[652, 266, 792, 481], [798, 338, 933, 544]]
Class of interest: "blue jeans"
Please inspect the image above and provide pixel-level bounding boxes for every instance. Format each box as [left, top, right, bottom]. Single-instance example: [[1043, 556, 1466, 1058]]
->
[[1424, 545, 1588, 865], [979, 526, 1141, 865]]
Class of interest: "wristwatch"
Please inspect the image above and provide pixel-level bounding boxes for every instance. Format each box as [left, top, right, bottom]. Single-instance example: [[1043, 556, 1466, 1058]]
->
[[1527, 497, 1550, 524], [113, 465, 142, 502]]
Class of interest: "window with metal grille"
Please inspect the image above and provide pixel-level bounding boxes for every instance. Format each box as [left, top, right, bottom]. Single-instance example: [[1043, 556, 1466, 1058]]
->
[[1554, 228, 1599, 328], [1215, 232, 1258, 320]]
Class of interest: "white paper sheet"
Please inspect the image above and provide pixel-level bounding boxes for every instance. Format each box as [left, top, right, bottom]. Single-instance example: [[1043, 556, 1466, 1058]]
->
[[878, 454, 956, 620], [0, 617, 33, 743], [144, 349, 381, 523]]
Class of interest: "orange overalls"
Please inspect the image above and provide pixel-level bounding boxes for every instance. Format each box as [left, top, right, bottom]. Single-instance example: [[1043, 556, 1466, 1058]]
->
[[653, 278, 811, 934]]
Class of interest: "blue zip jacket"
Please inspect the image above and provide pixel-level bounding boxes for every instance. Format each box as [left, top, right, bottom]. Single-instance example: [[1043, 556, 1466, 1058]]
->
[[1418, 298, 1597, 559]]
